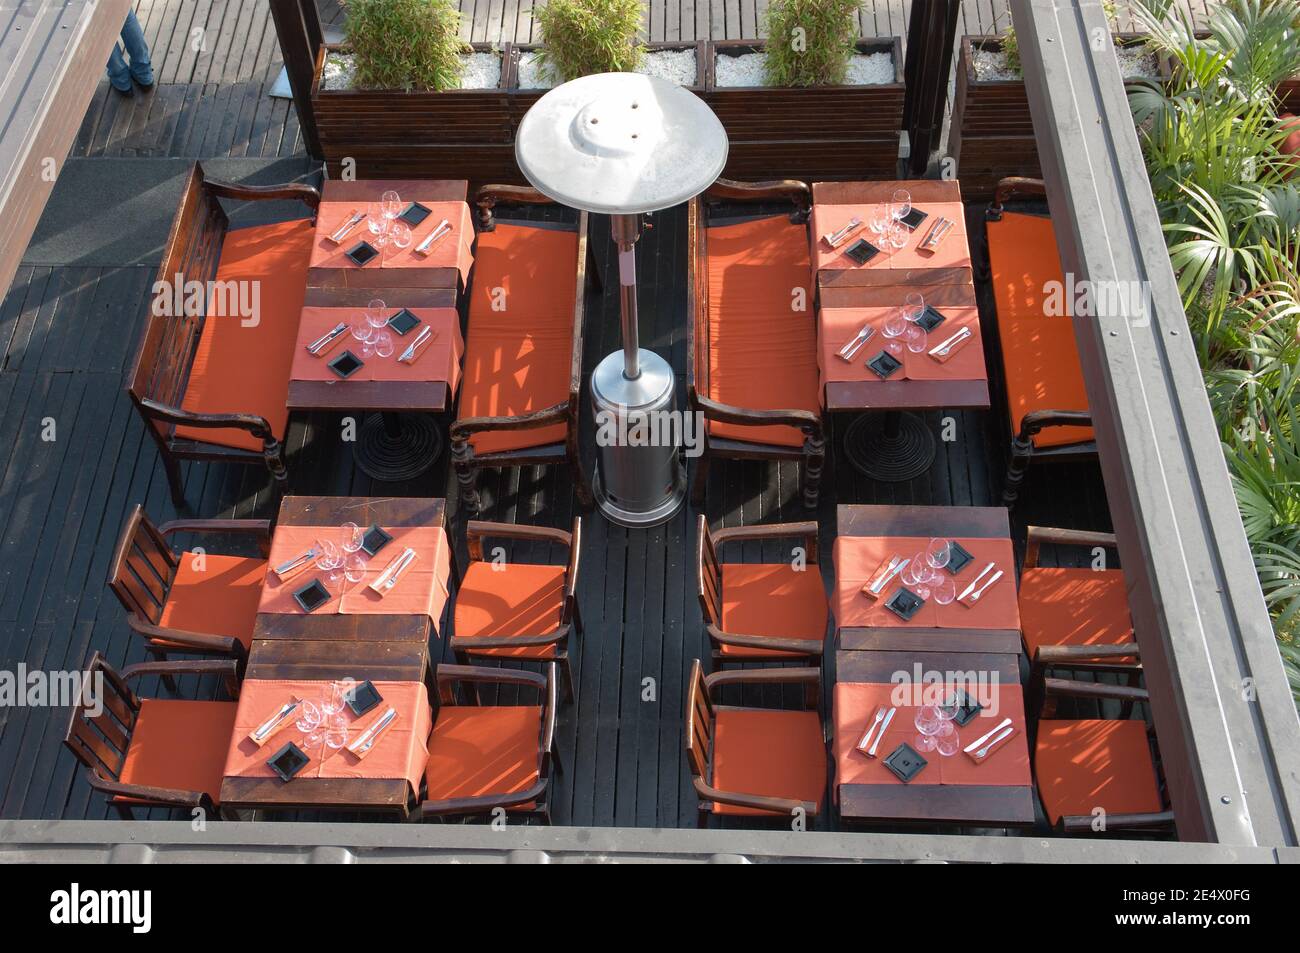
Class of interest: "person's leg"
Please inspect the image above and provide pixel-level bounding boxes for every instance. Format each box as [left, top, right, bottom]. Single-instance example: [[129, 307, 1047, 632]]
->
[[105, 42, 133, 94], [119, 10, 154, 86]]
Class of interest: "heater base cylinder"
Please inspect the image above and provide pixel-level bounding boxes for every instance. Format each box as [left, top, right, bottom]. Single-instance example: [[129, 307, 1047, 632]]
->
[[590, 349, 686, 528]]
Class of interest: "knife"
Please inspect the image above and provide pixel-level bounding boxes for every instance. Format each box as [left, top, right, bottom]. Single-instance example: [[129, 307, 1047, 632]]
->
[[368, 547, 417, 594], [967, 570, 1004, 602], [929, 326, 972, 358], [306, 322, 349, 356], [383, 549, 417, 590], [250, 698, 302, 744], [867, 707, 896, 757], [957, 561, 996, 601], [963, 716, 1013, 754], [973, 725, 1015, 760], [347, 706, 398, 755], [824, 217, 865, 248], [871, 557, 910, 595], [327, 209, 364, 244], [837, 324, 875, 361], [398, 325, 435, 364], [857, 707, 886, 751], [273, 547, 319, 579], [920, 217, 955, 251], [413, 219, 452, 256]]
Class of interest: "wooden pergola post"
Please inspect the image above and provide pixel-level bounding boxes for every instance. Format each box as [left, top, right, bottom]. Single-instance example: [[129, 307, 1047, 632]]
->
[[901, 0, 961, 177], [269, 0, 325, 159]]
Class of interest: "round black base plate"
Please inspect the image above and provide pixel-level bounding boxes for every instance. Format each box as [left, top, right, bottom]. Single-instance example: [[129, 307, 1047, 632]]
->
[[843, 412, 936, 482], [353, 412, 442, 482]]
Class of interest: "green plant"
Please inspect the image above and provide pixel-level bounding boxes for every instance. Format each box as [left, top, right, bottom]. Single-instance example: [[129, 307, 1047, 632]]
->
[[344, 0, 467, 91], [533, 0, 644, 84], [997, 1, 1117, 77], [762, 0, 861, 87]]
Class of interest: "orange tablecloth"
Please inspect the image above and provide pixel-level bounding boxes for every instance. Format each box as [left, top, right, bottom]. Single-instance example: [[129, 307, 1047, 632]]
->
[[259, 525, 452, 630], [832, 535, 1019, 630], [290, 306, 464, 393], [833, 681, 1031, 787], [811, 202, 971, 276], [309, 199, 474, 286], [818, 304, 986, 385], [224, 678, 432, 791]]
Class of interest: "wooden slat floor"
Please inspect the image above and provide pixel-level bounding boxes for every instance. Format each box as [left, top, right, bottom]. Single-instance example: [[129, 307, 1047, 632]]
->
[[0, 0, 1211, 830]]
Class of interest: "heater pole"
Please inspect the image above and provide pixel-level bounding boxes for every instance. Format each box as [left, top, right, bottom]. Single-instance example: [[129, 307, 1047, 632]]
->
[[612, 213, 642, 380]]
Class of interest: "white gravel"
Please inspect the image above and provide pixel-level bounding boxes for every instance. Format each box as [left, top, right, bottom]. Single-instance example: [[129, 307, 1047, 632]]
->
[[318, 49, 501, 90], [516, 51, 557, 90], [972, 43, 1158, 81], [714, 50, 895, 87]]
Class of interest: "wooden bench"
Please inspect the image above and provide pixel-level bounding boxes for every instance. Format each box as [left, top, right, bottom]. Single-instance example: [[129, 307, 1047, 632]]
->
[[127, 162, 320, 507], [984, 176, 1096, 507], [450, 185, 595, 513], [687, 178, 825, 509]]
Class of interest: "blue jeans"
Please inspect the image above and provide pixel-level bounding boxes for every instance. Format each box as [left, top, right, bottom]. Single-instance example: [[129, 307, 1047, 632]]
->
[[106, 11, 153, 90]]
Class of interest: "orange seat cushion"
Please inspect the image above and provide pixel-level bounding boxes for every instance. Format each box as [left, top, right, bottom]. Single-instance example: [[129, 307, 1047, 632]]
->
[[157, 553, 266, 650], [454, 561, 566, 659], [719, 562, 827, 657], [986, 211, 1094, 449], [711, 708, 826, 815], [1035, 719, 1162, 825], [1019, 567, 1134, 660], [458, 224, 578, 456], [118, 698, 238, 804], [424, 706, 542, 804], [174, 218, 313, 452], [705, 216, 820, 448]]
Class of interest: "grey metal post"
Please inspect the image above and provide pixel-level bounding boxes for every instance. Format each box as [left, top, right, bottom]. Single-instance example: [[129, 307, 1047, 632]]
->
[[611, 213, 642, 380]]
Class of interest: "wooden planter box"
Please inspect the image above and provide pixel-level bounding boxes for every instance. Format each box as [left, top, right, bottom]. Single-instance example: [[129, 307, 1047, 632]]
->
[[702, 38, 904, 181], [951, 34, 1163, 199], [310, 42, 519, 181]]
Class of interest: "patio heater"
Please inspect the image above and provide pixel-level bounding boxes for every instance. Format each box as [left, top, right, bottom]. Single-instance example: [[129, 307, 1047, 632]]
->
[[515, 73, 728, 527]]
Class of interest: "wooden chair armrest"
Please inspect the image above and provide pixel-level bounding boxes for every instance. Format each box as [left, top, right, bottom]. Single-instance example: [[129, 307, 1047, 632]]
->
[[203, 178, 321, 211], [1034, 644, 1140, 665], [704, 177, 811, 218], [86, 773, 210, 809], [127, 617, 247, 659], [712, 520, 818, 545], [121, 658, 242, 697], [449, 401, 570, 441], [451, 625, 571, 651], [159, 518, 272, 538], [1060, 810, 1175, 833], [707, 625, 824, 656], [139, 398, 276, 441], [474, 184, 554, 229], [693, 778, 817, 817], [990, 176, 1047, 216], [1041, 676, 1147, 703], [1016, 409, 1093, 444], [1024, 525, 1117, 567], [435, 663, 547, 695], [416, 777, 549, 818], [465, 520, 572, 549], [696, 395, 823, 437]]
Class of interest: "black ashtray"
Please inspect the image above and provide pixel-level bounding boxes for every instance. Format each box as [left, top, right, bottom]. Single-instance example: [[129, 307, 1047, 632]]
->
[[387, 308, 420, 336], [866, 350, 903, 380], [901, 207, 929, 230], [397, 201, 431, 226], [292, 578, 330, 613], [945, 540, 974, 575], [346, 680, 383, 717], [328, 350, 364, 379], [884, 586, 924, 621], [844, 238, 881, 265], [267, 741, 310, 782], [345, 241, 379, 266], [883, 743, 928, 783], [942, 689, 984, 727], [360, 523, 393, 556], [916, 305, 946, 332]]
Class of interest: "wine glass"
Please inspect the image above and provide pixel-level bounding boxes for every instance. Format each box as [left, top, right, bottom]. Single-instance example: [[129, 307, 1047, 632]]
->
[[315, 539, 344, 585], [380, 190, 403, 221], [903, 292, 926, 324], [905, 325, 928, 354], [371, 330, 395, 359], [901, 551, 932, 599], [388, 221, 412, 253], [340, 522, 364, 554], [926, 538, 951, 572], [366, 208, 390, 247], [885, 219, 909, 251], [932, 575, 957, 606], [344, 552, 367, 586], [891, 188, 912, 224], [882, 310, 908, 356], [913, 705, 947, 752], [351, 319, 376, 359], [364, 299, 388, 336], [320, 681, 345, 717], [322, 714, 349, 750], [296, 699, 324, 746]]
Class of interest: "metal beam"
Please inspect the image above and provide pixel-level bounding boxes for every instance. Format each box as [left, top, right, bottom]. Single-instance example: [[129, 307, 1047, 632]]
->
[[268, 0, 324, 159], [902, 0, 961, 175], [1009, 0, 1300, 845]]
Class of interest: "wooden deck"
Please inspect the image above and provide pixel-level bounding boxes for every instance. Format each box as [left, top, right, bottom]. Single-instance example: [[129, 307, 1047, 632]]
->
[[0, 0, 1208, 829]]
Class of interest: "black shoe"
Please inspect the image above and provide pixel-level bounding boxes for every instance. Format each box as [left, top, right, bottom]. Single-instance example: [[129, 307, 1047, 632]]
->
[[110, 81, 133, 97], [132, 70, 155, 90]]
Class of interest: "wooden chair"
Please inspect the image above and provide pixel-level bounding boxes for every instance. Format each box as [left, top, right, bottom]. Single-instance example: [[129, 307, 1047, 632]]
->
[[450, 185, 595, 514], [128, 161, 320, 507], [684, 660, 827, 826], [984, 177, 1096, 507], [687, 178, 825, 509], [63, 652, 241, 819], [1032, 677, 1174, 834], [450, 518, 582, 702], [696, 516, 827, 666], [107, 504, 270, 671], [1021, 525, 1141, 684], [415, 662, 559, 823]]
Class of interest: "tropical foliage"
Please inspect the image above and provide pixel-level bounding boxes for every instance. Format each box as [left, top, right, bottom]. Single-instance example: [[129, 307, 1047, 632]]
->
[[1129, 0, 1300, 701], [533, 0, 645, 83], [344, 0, 467, 91]]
